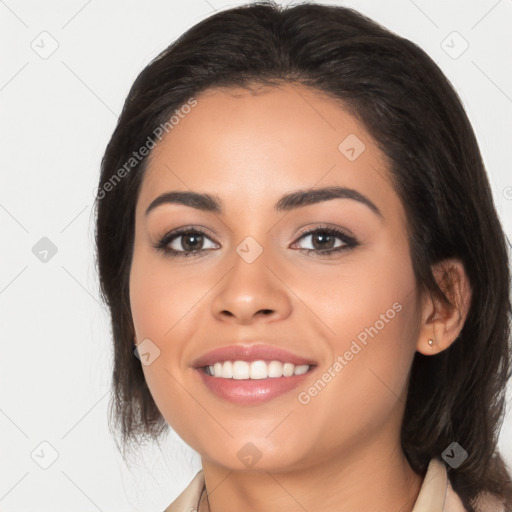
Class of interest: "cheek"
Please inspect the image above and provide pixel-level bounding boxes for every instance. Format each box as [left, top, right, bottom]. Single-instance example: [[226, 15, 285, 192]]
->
[[129, 245, 202, 344], [286, 302, 419, 459], [293, 252, 420, 439], [129, 247, 225, 441]]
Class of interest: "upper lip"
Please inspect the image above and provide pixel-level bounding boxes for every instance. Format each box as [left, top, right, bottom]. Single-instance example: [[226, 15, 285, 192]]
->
[[192, 344, 317, 368]]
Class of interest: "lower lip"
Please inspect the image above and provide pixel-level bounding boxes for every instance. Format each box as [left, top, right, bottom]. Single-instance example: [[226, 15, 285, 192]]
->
[[196, 368, 315, 404]]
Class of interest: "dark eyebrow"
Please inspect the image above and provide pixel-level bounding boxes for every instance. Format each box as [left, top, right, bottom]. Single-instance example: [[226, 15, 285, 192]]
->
[[145, 186, 383, 218], [146, 191, 222, 215], [274, 186, 383, 218]]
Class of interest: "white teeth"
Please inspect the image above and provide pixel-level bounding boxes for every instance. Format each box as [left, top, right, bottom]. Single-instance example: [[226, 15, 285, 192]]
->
[[232, 361, 249, 380], [283, 362, 294, 377], [268, 360, 283, 378], [250, 360, 268, 379], [294, 364, 309, 375], [206, 360, 311, 379], [221, 361, 233, 378]]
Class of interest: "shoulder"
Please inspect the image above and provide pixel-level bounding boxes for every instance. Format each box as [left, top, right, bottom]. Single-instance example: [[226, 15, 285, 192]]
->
[[464, 485, 507, 512], [413, 458, 506, 512], [444, 466, 506, 512], [163, 470, 205, 512]]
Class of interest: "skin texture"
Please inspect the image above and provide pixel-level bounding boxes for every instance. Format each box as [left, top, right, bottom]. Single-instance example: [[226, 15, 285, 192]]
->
[[129, 83, 471, 512]]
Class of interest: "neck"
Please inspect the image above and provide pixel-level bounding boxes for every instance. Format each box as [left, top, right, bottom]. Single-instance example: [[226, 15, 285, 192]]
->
[[199, 436, 423, 512]]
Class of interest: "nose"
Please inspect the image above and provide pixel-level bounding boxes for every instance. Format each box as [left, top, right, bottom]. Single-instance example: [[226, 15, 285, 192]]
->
[[211, 247, 293, 325]]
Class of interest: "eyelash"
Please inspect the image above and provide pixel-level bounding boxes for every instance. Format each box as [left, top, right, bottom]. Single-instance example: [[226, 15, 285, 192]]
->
[[153, 225, 359, 258]]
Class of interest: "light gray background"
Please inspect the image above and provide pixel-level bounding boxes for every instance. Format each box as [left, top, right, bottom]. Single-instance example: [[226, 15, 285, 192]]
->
[[1, 0, 511, 510]]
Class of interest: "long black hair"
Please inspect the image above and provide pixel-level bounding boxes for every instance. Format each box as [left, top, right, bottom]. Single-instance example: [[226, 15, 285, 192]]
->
[[94, 2, 512, 509]]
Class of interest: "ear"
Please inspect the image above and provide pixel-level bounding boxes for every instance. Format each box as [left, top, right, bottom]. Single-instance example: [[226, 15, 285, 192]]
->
[[417, 258, 472, 355]]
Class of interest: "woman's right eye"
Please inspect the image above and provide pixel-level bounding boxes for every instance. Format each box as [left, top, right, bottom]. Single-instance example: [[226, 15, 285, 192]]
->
[[154, 228, 219, 257]]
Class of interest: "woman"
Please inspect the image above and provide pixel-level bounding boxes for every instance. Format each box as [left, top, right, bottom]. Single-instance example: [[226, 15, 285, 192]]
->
[[95, 2, 512, 511]]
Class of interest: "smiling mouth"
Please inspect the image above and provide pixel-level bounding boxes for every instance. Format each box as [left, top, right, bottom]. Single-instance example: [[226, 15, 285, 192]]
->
[[201, 360, 315, 379]]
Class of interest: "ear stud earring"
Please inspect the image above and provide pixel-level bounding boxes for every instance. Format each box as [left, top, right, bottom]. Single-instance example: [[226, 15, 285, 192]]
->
[[428, 338, 434, 347]]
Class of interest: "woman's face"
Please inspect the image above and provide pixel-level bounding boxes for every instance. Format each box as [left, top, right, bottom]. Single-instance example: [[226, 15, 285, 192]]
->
[[129, 83, 422, 472]]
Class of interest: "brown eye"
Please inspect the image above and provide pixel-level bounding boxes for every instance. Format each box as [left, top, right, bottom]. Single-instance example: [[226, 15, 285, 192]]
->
[[293, 227, 359, 256], [302, 231, 339, 251], [178, 232, 205, 251], [154, 228, 219, 257]]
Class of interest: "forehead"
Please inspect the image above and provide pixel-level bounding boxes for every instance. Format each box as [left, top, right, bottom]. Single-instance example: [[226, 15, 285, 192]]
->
[[138, 83, 397, 217]]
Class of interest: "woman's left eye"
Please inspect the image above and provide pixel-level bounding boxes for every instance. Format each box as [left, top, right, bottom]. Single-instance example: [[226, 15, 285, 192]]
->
[[291, 227, 359, 256], [154, 226, 359, 258]]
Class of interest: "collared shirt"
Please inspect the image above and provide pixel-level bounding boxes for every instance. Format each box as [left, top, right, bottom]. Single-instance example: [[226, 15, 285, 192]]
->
[[163, 458, 505, 512]]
